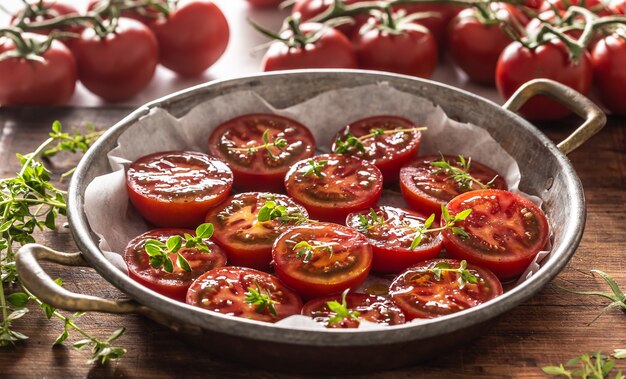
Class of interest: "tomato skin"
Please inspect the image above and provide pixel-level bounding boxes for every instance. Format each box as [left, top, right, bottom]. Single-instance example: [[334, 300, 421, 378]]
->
[[208, 114, 316, 193], [205, 192, 308, 271], [539, 0, 610, 14], [285, 154, 383, 223], [393, 4, 464, 46], [126, 151, 233, 228], [399, 155, 506, 217], [186, 267, 303, 323], [11, 1, 83, 38], [495, 40, 593, 121], [302, 293, 405, 328], [272, 223, 373, 299], [262, 23, 357, 71], [248, 0, 288, 7], [442, 189, 550, 281], [389, 259, 503, 319], [124, 228, 227, 301], [150, 0, 229, 77], [292, 0, 368, 37], [0, 36, 76, 106], [346, 206, 443, 273], [352, 24, 437, 78], [88, 0, 163, 25], [72, 17, 158, 102], [590, 34, 626, 116]]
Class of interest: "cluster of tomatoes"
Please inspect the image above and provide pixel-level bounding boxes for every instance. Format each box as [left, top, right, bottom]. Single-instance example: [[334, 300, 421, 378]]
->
[[121, 112, 550, 327], [250, 0, 626, 119], [0, 0, 229, 105]]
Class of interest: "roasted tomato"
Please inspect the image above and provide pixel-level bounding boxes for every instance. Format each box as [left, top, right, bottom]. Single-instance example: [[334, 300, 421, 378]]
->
[[124, 228, 227, 301], [399, 155, 506, 216], [301, 292, 405, 328], [126, 151, 233, 228], [331, 116, 422, 184], [442, 189, 550, 281], [205, 192, 309, 271], [207, 114, 315, 193], [272, 223, 373, 299], [284, 154, 383, 223], [389, 259, 503, 319], [346, 206, 443, 273], [186, 266, 302, 323]]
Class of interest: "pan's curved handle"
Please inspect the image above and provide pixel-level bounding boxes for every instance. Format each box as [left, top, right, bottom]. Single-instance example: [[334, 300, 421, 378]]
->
[[502, 79, 606, 155]]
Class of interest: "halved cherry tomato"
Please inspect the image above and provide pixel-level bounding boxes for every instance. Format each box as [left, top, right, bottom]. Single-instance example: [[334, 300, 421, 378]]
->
[[285, 154, 383, 223], [205, 192, 309, 271], [186, 266, 303, 323], [331, 116, 421, 185], [272, 222, 373, 299], [124, 228, 227, 301], [302, 292, 405, 328], [207, 114, 315, 193], [126, 151, 233, 228], [346, 206, 443, 273], [389, 259, 503, 319], [399, 155, 506, 216], [442, 189, 550, 280]]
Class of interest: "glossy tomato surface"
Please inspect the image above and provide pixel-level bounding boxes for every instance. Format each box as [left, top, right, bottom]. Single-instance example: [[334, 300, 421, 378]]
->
[[186, 266, 302, 322], [72, 17, 158, 102], [293, 0, 367, 37], [539, 0, 609, 14], [124, 228, 227, 301], [331, 115, 421, 184], [302, 292, 405, 328], [591, 33, 626, 116], [0, 35, 76, 105], [272, 223, 373, 299], [208, 114, 315, 192], [285, 154, 383, 223], [442, 189, 550, 280], [262, 23, 357, 71], [126, 151, 233, 228], [346, 206, 443, 273], [88, 0, 163, 24], [205, 192, 309, 271], [393, 3, 464, 45], [389, 259, 503, 319], [399, 155, 506, 216], [150, 0, 229, 76], [495, 40, 593, 121], [11, 1, 82, 37]]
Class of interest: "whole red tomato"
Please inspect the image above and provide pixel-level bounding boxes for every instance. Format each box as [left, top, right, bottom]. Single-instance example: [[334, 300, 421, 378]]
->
[[292, 0, 368, 37], [495, 40, 593, 120], [11, 1, 82, 36], [539, 0, 610, 14], [352, 21, 437, 78], [72, 17, 158, 102], [392, 3, 464, 46], [87, 0, 163, 24], [262, 23, 357, 71], [591, 33, 626, 116], [150, 0, 229, 77], [0, 35, 76, 105]]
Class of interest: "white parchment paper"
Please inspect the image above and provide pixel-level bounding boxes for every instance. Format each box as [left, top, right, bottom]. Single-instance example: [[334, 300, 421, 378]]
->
[[84, 83, 549, 329]]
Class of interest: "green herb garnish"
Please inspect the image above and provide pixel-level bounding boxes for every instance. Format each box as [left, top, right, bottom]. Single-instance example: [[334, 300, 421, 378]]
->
[[333, 126, 426, 155], [292, 240, 337, 264], [144, 223, 214, 273], [428, 260, 478, 290], [543, 350, 626, 378], [327, 289, 360, 325], [406, 205, 472, 250], [257, 199, 313, 225], [304, 159, 328, 178], [357, 208, 387, 233], [558, 270, 626, 323], [228, 129, 288, 159], [244, 282, 279, 317], [431, 154, 498, 191]]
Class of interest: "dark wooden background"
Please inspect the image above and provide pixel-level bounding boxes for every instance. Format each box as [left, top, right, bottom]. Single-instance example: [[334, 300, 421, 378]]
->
[[1, 107, 625, 378]]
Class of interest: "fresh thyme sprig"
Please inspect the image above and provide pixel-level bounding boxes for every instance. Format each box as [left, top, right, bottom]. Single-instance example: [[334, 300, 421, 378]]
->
[[304, 159, 327, 178], [428, 260, 478, 290], [292, 240, 337, 264], [143, 223, 214, 273], [333, 126, 427, 155], [558, 270, 626, 323], [543, 350, 626, 378], [406, 205, 472, 250], [327, 289, 360, 325], [357, 208, 387, 233], [257, 200, 314, 225], [431, 154, 498, 191], [244, 282, 279, 317], [227, 129, 288, 159]]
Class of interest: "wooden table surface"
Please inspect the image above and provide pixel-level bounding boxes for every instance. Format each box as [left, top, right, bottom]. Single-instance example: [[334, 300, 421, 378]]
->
[[1, 106, 625, 379]]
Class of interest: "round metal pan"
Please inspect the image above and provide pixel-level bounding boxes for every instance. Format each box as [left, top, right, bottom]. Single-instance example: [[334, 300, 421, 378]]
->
[[16, 70, 605, 373]]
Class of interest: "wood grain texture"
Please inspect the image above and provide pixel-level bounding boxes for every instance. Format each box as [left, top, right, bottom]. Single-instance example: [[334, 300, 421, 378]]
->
[[1, 107, 625, 379]]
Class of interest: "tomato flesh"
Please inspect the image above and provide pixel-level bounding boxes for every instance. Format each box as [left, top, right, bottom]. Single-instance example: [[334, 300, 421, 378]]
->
[[302, 293, 405, 328], [442, 189, 550, 280], [285, 154, 383, 223], [186, 266, 302, 323], [399, 155, 506, 216], [331, 116, 422, 185], [208, 114, 315, 193], [346, 206, 443, 273], [389, 259, 503, 319], [126, 151, 233, 228], [205, 192, 309, 271], [272, 223, 373, 299], [124, 228, 227, 301]]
